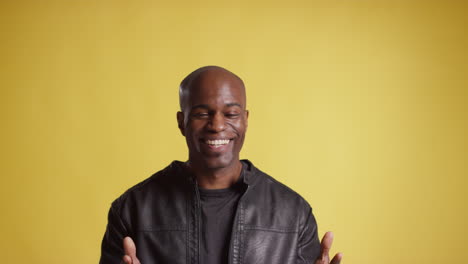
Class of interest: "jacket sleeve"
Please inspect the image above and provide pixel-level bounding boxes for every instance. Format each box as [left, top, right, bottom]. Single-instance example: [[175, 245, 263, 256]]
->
[[297, 207, 321, 264], [99, 201, 129, 264]]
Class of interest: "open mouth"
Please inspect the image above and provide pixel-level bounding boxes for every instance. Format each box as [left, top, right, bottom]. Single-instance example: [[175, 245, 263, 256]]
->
[[201, 138, 233, 150], [205, 139, 231, 146]]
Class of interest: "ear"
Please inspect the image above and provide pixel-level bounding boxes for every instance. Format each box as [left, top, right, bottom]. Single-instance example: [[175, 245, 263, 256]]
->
[[176, 111, 186, 136], [244, 109, 249, 129]]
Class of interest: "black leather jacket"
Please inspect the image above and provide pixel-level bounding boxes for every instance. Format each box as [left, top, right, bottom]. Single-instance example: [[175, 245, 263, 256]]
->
[[100, 160, 321, 264]]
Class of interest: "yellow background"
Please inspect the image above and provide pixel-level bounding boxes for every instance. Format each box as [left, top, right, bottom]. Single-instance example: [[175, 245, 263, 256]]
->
[[1, 0, 467, 263]]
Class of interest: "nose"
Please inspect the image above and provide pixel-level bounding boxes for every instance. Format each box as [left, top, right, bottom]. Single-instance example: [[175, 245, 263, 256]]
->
[[207, 112, 226, 132]]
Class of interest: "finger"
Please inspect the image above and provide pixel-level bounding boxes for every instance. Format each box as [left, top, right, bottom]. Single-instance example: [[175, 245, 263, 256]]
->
[[320, 231, 334, 262], [330, 252, 343, 264], [123, 237, 137, 258], [122, 255, 132, 264]]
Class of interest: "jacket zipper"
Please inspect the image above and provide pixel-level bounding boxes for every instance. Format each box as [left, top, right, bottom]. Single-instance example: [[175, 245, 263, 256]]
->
[[194, 180, 202, 264], [228, 184, 250, 264]]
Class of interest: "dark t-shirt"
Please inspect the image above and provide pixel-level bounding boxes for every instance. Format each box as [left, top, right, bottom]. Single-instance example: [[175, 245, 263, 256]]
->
[[198, 169, 246, 264]]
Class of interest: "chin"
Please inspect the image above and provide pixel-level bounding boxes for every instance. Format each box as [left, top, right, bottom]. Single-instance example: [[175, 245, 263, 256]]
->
[[202, 156, 236, 170]]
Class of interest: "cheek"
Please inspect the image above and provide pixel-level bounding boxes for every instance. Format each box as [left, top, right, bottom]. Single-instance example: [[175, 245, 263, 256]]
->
[[185, 122, 204, 138], [228, 119, 246, 133]]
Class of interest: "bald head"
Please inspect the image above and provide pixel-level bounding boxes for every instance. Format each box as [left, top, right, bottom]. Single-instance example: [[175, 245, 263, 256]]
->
[[176, 66, 249, 171], [179, 66, 246, 112]]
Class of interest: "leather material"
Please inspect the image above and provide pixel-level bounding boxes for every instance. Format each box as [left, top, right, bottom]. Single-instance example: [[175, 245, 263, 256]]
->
[[100, 160, 321, 264]]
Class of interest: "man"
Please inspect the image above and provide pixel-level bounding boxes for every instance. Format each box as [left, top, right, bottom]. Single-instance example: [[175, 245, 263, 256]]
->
[[100, 66, 342, 264]]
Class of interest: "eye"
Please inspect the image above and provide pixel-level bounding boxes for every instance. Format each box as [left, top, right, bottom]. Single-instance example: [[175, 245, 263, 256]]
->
[[225, 112, 240, 119], [192, 112, 209, 118]]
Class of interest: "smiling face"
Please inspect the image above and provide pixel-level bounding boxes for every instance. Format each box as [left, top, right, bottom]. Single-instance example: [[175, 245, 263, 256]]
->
[[177, 67, 248, 171]]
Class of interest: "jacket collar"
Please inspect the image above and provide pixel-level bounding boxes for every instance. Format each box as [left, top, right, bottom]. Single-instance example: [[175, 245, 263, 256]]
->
[[240, 159, 258, 186], [170, 159, 260, 187]]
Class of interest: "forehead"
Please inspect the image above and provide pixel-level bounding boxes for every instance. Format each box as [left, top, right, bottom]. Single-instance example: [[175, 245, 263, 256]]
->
[[184, 70, 246, 108]]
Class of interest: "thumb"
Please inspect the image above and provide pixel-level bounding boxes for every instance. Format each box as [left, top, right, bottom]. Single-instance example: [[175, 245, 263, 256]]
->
[[123, 237, 140, 264], [122, 255, 133, 264], [319, 231, 334, 263]]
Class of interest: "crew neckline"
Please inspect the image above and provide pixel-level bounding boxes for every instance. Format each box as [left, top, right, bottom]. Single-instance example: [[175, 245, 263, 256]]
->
[[198, 162, 246, 195]]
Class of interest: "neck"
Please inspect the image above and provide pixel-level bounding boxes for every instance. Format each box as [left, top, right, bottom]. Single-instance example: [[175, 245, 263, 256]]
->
[[185, 160, 243, 189]]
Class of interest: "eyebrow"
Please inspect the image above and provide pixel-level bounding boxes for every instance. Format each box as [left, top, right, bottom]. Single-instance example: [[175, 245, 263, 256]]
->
[[191, 104, 210, 110], [226, 103, 242, 108], [190, 103, 243, 110]]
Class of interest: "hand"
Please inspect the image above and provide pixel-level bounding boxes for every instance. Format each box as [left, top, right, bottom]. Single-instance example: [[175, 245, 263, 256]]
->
[[315, 231, 343, 264], [122, 236, 141, 264]]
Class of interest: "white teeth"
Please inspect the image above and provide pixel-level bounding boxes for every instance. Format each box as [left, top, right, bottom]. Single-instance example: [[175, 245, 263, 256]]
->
[[206, 139, 230, 145]]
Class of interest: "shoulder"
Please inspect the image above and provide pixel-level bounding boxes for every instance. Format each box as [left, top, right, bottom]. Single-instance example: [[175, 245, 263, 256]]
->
[[243, 159, 312, 210], [110, 161, 188, 212], [242, 160, 314, 230]]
